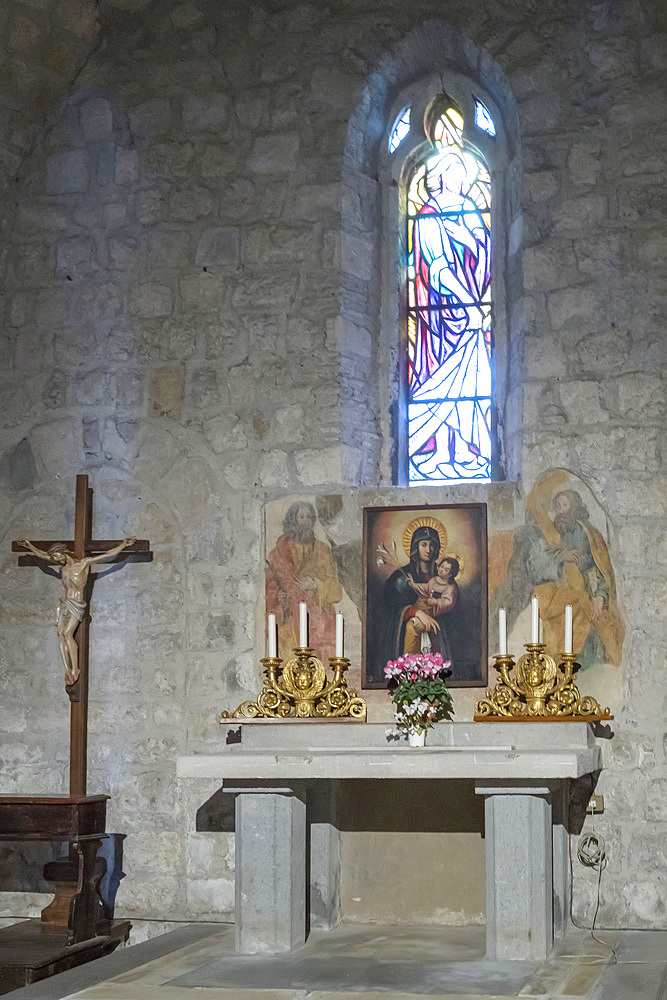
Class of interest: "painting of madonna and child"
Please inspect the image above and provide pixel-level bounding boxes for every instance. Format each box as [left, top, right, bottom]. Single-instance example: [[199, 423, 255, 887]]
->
[[363, 504, 488, 688]]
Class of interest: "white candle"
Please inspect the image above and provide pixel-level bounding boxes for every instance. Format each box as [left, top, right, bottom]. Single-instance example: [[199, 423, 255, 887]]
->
[[335, 612, 344, 657], [498, 608, 507, 655], [531, 596, 539, 643], [267, 613, 277, 658], [564, 604, 573, 654], [299, 602, 308, 647]]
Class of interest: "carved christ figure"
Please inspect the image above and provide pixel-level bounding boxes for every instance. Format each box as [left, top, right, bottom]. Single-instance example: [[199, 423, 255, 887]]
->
[[16, 537, 136, 686]]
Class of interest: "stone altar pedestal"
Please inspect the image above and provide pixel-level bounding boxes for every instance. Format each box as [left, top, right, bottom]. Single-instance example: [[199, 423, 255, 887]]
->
[[228, 782, 306, 953], [177, 722, 601, 960]]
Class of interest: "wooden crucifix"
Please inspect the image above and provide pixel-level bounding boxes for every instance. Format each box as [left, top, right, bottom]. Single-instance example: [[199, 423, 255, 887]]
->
[[12, 475, 152, 798]]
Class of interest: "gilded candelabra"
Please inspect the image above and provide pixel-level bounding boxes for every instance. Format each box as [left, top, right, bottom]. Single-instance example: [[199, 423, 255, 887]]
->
[[474, 644, 612, 721], [220, 647, 367, 721]]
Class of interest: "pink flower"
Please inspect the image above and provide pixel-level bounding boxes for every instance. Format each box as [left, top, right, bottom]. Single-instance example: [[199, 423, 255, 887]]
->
[[384, 651, 451, 682]]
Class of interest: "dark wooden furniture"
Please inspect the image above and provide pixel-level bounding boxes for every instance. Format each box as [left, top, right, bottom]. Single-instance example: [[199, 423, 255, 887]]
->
[[0, 795, 130, 994]]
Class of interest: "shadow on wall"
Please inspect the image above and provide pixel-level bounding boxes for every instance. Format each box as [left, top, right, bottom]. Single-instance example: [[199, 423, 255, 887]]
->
[[196, 788, 236, 833], [338, 779, 483, 834], [0, 842, 61, 893], [195, 779, 484, 836]]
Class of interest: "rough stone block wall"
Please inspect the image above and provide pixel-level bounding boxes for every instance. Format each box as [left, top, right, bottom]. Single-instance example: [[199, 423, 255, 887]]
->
[[0, 0, 665, 935]]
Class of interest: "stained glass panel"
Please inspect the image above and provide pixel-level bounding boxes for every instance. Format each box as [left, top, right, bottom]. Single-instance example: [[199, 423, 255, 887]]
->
[[474, 97, 496, 136], [406, 106, 492, 484], [388, 105, 411, 153]]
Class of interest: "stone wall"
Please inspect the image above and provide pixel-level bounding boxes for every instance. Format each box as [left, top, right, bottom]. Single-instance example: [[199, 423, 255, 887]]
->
[[0, 0, 665, 935]]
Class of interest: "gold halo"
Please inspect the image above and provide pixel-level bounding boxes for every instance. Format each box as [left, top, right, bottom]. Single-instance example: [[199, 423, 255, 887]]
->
[[440, 552, 465, 576], [403, 516, 447, 559]]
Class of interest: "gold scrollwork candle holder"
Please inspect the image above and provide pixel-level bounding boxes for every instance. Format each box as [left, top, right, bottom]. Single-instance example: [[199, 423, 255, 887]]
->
[[474, 643, 612, 721], [220, 647, 367, 721]]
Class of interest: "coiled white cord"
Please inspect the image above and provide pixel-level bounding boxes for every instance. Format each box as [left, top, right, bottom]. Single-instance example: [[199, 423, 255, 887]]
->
[[577, 831, 606, 869], [573, 826, 617, 963]]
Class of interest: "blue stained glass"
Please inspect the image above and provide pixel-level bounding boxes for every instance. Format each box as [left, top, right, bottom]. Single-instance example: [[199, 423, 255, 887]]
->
[[405, 107, 492, 484], [388, 105, 411, 153], [474, 97, 496, 136]]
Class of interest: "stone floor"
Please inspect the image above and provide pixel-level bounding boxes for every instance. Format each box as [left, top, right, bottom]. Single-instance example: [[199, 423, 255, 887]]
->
[[6, 922, 667, 1000]]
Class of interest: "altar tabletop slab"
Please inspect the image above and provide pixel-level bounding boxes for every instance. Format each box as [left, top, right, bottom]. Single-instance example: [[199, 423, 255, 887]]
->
[[177, 722, 601, 781]]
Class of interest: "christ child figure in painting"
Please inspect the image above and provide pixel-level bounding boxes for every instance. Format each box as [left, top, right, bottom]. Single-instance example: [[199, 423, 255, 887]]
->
[[266, 502, 343, 657], [408, 555, 460, 618], [16, 537, 136, 686]]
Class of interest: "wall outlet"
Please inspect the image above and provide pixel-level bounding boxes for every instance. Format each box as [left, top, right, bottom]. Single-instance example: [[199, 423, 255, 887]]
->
[[588, 794, 605, 813]]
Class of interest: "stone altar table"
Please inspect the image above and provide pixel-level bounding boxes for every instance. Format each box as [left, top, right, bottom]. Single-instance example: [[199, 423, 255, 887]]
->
[[177, 722, 601, 961]]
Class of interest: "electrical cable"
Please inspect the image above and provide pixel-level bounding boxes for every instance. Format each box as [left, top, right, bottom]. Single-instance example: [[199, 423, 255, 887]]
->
[[568, 822, 617, 964], [569, 814, 667, 936], [577, 831, 606, 869]]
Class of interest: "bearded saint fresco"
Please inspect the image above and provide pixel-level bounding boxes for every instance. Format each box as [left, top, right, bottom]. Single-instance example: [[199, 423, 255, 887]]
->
[[265, 500, 342, 660], [495, 469, 625, 670]]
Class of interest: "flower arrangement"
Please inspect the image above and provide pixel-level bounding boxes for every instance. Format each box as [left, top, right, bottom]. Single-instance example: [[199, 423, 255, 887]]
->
[[384, 652, 453, 743]]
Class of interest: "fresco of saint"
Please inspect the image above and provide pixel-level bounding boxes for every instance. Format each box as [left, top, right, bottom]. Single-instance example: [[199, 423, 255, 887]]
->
[[265, 500, 343, 659], [495, 470, 624, 669]]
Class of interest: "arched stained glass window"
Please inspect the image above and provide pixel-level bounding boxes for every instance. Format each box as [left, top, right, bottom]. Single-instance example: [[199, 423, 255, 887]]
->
[[405, 95, 493, 484]]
